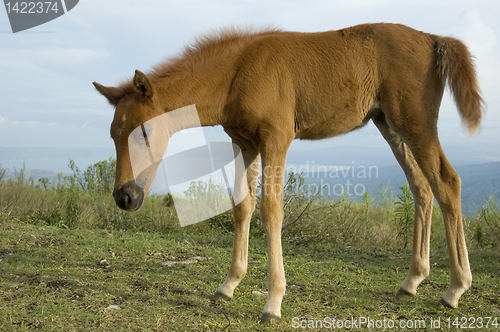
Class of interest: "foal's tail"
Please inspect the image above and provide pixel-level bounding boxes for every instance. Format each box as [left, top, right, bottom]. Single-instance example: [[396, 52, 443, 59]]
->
[[434, 36, 484, 134]]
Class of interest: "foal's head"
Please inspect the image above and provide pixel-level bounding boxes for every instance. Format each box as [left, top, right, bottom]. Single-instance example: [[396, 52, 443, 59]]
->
[[93, 70, 165, 211]]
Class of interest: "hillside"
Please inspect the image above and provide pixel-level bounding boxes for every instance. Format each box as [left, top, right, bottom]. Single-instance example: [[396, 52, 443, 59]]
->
[[300, 162, 500, 215], [1, 145, 498, 215]]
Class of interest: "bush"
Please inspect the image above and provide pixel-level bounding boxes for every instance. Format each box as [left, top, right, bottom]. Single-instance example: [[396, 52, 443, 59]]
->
[[472, 197, 500, 248], [68, 157, 115, 193], [280, 172, 397, 247], [393, 184, 414, 249]]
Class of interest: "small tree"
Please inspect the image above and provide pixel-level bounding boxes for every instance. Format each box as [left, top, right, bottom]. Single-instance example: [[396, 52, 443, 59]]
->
[[68, 157, 116, 193], [0, 163, 6, 183], [394, 184, 414, 249], [38, 177, 49, 190]]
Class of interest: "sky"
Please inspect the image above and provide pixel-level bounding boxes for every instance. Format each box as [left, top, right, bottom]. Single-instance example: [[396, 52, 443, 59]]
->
[[1, 0, 499, 165]]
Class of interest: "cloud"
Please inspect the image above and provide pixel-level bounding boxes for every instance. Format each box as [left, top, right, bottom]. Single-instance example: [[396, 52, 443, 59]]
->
[[454, 10, 496, 58], [0, 116, 56, 128], [0, 47, 110, 69], [449, 10, 500, 100], [1, 0, 499, 151], [0, 116, 111, 148], [34, 48, 111, 65]]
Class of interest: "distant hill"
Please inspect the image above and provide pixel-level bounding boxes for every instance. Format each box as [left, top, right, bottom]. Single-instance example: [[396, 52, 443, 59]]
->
[[286, 144, 500, 167], [298, 162, 500, 215], [0, 146, 114, 159], [0, 146, 115, 174], [458, 162, 500, 214], [3, 169, 63, 181], [1, 145, 498, 215]]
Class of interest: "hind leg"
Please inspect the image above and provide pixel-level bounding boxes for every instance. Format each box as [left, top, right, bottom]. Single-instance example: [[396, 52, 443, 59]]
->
[[380, 101, 472, 308], [212, 146, 260, 301], [373, 112, 434, 297], [410, 141, 471, 308]]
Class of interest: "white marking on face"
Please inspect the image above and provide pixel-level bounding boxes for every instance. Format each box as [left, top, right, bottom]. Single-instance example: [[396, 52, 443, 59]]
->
[[118, 115, 127, 135]]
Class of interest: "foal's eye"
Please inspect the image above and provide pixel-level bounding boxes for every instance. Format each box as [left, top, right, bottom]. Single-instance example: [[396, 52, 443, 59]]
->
[[136, 124, 153, 143]]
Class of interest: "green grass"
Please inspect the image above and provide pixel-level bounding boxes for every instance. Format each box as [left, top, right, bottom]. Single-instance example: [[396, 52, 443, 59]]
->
[[1, 164, 499, 330], [1, 219, 499, 331]]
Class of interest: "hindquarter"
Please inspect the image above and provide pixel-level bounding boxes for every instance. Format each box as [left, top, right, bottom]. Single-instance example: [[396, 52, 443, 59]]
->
[[375, 25, 446, 139]]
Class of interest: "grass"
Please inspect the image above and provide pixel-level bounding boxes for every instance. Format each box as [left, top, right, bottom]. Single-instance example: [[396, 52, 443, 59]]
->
[[1, 219, 499, 331], [0, 163, 499, 330]]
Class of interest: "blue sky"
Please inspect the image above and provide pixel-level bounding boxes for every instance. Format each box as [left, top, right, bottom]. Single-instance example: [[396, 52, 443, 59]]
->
[[1, 0, 499, 157]]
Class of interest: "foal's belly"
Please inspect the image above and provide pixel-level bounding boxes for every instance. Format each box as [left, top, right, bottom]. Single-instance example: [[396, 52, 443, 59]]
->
[[295, 100, 380, 140]]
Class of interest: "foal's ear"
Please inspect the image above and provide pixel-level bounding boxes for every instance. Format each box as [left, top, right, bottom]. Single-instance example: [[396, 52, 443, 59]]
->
[[92, 82, 122, 106], [133, 70, 154, 98]]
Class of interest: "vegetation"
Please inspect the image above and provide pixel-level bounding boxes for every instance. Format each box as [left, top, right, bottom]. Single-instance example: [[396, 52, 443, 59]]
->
[[393, 184, 414, 249], [0, 160, 499, 331]]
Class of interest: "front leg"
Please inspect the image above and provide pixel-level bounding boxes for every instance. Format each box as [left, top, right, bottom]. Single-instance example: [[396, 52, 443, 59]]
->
[[259, 140, 291, 323], [212, 147, 260, 301]]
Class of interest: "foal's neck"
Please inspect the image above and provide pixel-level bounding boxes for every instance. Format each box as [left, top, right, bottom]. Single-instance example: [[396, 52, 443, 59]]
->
[[152, 63, 237, 131]]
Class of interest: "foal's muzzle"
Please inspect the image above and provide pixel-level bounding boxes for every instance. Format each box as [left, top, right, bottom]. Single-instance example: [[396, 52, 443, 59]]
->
[[113, 181, 144, 211]]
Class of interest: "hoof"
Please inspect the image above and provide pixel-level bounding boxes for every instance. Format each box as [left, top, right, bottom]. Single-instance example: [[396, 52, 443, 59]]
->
[[261, 313, 281, 324], [211, 291, 231, 303], [396, 287, 415, 297], [439, 298, 458, 309]]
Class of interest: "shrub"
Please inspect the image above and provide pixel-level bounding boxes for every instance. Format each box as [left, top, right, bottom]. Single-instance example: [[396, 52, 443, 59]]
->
[[68, 157, 115, 193], [473, 197, 500, 248], [393, 184, 414, 249]]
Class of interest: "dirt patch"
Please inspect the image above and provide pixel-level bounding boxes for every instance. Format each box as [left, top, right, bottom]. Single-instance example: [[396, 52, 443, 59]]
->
[[46, 279, 74, 290]]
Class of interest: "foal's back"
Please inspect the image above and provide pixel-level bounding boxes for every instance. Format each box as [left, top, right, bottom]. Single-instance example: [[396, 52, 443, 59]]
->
[[229, 24, 438, 140]]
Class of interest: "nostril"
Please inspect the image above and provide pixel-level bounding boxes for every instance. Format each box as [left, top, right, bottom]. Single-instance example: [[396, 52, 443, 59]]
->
[[113, 188, 133, 210], [123, 192, 132, 206]]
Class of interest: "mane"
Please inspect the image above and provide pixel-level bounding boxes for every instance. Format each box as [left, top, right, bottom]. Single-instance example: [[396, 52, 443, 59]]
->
[[115, 27, 281, 94], [149, 27, 281, 82]]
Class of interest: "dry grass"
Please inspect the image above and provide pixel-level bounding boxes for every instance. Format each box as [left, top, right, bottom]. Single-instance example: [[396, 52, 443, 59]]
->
[[1, 166, 499, 251]]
